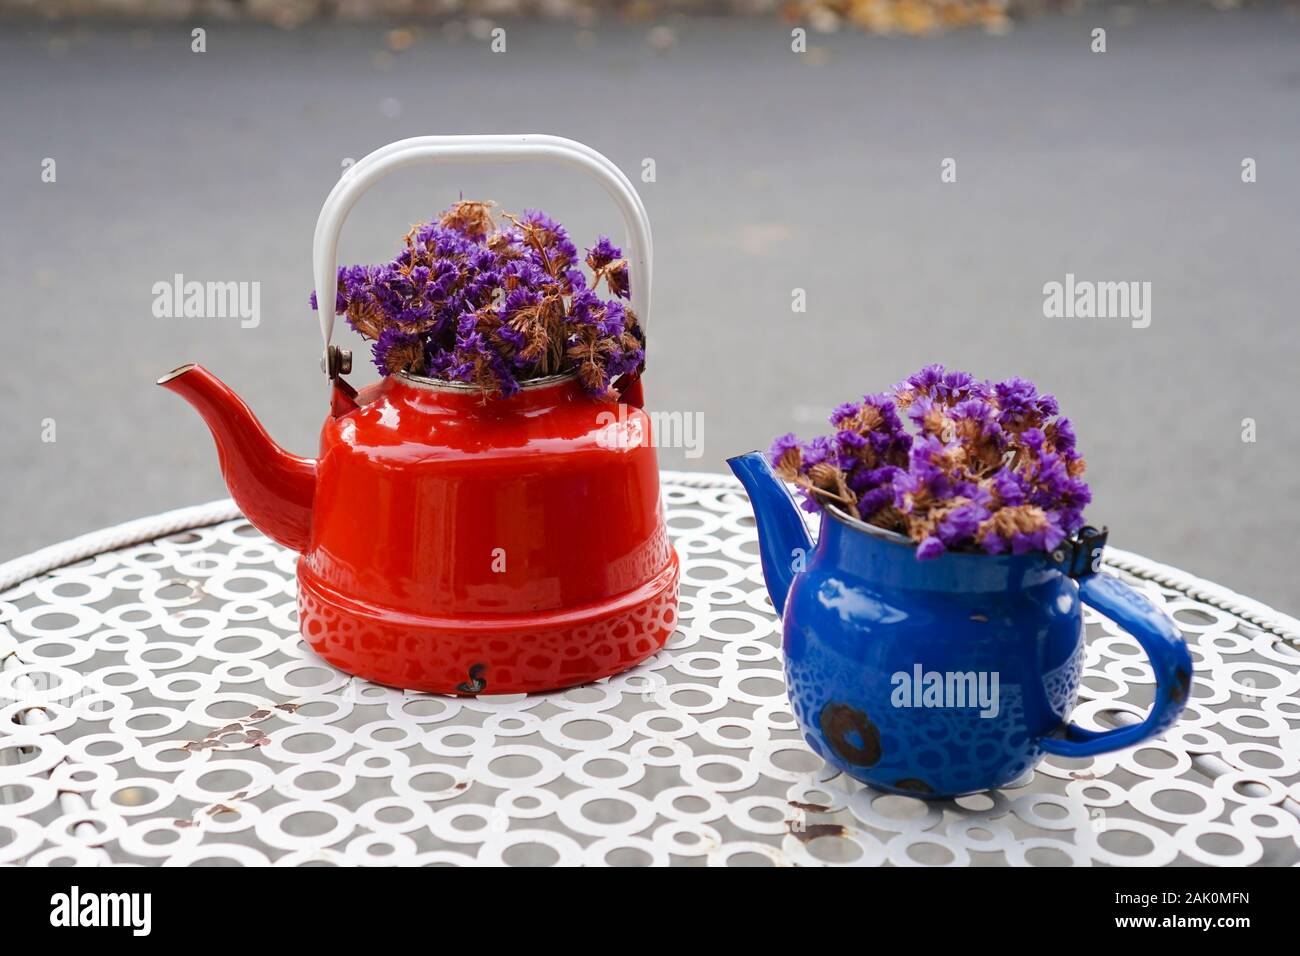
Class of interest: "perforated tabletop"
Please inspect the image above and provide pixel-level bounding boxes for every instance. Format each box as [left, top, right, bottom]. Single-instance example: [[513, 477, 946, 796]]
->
[[2, 473, 1298, 866]]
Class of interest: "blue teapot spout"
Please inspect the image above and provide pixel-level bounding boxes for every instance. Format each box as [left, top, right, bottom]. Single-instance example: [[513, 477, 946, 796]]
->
[[728, 451, 813, 616]]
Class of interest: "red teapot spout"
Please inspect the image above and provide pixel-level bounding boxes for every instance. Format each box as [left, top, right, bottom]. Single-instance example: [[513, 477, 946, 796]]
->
[[158, 364, 316, 552]]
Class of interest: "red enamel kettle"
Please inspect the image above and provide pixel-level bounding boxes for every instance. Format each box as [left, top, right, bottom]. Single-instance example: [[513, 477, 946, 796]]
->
[[160, 135, 679, 695]]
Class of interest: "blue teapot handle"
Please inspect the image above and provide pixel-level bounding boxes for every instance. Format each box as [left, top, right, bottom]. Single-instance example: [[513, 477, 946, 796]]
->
[[1039, 572, 1193, 758]]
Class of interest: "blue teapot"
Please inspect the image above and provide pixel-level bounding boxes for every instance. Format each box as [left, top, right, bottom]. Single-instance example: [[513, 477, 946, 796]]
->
[[729, 451, 1193, 799]]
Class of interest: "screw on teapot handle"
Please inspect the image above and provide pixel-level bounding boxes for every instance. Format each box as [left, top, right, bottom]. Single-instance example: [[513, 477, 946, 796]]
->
[[312, 134, 654, 378]]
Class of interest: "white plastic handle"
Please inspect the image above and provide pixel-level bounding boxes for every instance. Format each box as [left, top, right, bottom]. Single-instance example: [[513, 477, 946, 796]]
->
[[312, 134, 653, 357]]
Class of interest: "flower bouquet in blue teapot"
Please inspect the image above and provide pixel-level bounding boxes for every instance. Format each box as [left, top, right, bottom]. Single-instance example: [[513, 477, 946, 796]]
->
[[729, 365, 1193, 799]]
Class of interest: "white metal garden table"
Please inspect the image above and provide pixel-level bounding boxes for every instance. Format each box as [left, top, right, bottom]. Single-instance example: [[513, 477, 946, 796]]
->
[[2, 472, 1298, 866]]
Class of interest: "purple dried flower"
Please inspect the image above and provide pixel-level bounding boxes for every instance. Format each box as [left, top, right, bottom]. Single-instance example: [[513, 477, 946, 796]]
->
[[805, 435, 839, 468], [586, 236, 620, 270], [768, 366, 1091, 561], [937, 501, 989, 548], [516, 209, 578, 272], [585, 236, 630, 300], [916, 537, 947, 560], [830, 402, 860, 428], [770, 433, 801, 467], [371, 327, 424, 376], [907, 364, 946, 394], [309, 201, 642, 399], [857, 485, 896, 519]]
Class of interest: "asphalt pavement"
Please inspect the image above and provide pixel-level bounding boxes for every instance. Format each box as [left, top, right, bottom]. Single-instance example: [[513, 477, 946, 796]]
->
[[2, 7, 1298, 610]]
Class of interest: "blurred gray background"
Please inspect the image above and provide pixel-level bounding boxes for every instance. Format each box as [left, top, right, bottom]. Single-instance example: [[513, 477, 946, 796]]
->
[[2, 5, 1298, 611]]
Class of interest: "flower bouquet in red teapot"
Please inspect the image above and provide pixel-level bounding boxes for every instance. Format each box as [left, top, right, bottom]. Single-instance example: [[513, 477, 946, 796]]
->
[[161, 135, 678, 696], [312, 199, 645, 400]]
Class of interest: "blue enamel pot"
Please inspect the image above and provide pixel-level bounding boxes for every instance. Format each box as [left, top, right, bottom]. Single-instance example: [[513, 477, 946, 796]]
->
[[729, 451, 1194, 799]]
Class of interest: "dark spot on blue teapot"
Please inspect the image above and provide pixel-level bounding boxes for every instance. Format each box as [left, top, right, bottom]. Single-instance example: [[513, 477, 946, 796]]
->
[[819, 701, 882, 767]]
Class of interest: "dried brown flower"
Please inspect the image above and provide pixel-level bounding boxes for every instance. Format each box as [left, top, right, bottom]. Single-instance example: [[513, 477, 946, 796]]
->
[[807, 462, 856, 509], [376, 335, 425, 376], [439, 200, 497, 240], [977, 504, 1050, 550]]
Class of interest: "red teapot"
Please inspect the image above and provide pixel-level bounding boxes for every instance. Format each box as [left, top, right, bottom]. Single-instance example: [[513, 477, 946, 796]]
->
[[160, 135, 679, 695]]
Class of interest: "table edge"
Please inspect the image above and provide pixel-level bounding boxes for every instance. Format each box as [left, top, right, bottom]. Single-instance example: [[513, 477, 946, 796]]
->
[[2, 472, 1296, 645]]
